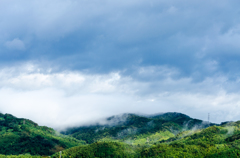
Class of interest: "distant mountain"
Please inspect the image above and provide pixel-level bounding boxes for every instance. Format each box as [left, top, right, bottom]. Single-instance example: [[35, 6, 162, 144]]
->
[[55, 120, 240, 158], [0, 113, 85, 155], [61, 112, 216, 144]]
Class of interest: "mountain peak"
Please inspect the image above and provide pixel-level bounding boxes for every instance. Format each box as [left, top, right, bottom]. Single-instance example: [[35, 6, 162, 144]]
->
[[149, 112, 190, 120]]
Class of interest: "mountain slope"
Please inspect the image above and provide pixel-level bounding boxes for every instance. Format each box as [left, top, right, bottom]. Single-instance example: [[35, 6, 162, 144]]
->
[[141, 122, 240, 157], [0, 113, 85, 155], [52, 142, 136, 158], [0, 112, 238, 157], [55, 121, 240, 158], [61, 112, 214, 144]]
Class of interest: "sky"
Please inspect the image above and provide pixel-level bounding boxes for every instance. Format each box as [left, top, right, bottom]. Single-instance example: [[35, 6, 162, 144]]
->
[[1, 0, 240, 129]]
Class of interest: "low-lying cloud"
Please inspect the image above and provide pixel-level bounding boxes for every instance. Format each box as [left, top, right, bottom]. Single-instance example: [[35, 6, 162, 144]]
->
[[0, 64, 240, 129], [1, 0, 240, 129]]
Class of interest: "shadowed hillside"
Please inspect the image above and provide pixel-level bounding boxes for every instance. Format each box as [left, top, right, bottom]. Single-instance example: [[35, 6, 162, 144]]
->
[[0, 113, 85, 156]]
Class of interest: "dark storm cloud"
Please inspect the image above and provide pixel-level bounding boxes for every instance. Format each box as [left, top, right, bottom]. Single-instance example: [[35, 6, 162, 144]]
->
[[1, 0, 240, 80], [2, 0, 240, 128]]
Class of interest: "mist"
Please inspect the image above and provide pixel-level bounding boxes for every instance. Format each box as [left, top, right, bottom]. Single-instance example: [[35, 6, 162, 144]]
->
[[0, 64, 240, 129]]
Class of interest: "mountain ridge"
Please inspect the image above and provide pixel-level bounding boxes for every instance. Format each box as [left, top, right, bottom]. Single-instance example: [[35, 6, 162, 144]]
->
[[61, 112, 217, 144], [0, 111, 236, 157]]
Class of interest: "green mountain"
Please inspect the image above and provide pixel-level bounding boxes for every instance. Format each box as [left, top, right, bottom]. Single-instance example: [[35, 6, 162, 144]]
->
[[0, 113, 85, 156], [52, 142, 136, 158], [54, 121, 240, 158], [61, 112, 214, 144], [140, 121, 240, 157], [1, 112, 240, 158]]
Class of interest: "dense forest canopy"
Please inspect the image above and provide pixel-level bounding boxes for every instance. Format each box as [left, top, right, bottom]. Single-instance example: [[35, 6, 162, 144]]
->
[[0, 112, 240, 157], [61, 112, 214, 144], [0, 113, 85, 156]]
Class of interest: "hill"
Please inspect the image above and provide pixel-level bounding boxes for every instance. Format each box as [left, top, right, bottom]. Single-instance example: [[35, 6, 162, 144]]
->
[[0, 113, 85, 156], [54, 121, 240, 158], [1, 111, 239, 157], [61, 112, 215, 144], [140, 121, 240, 157]]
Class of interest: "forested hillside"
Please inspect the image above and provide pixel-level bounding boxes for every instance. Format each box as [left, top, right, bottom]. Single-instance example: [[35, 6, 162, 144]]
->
[[0, 113, 85, 156], [54, 121, 240, 158], [1, 112, 240, 157], [61, 112, 214, 144]]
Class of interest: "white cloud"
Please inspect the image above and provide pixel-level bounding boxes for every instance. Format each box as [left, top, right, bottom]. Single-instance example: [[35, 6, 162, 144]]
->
[[0, 64, 240, 129], [0, 0, 240, 130]]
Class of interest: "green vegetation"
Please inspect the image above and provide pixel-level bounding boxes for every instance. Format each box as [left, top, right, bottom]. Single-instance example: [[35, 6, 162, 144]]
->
[[0, 113, 85, 156], [0, 155, 47, 158], [62, 113, 210, 144], [140, 123, 240, 157], [52, 122, 240, 157], [1, 112, 240, 157], [52, 142, 136, 158]]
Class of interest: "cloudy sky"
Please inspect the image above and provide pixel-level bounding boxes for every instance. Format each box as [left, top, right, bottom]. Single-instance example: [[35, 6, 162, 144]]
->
[[1, 0, 240, 128]]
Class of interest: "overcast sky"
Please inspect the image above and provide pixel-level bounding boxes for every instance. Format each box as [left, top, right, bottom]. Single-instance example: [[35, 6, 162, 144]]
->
[[1, 0, 240, 129]]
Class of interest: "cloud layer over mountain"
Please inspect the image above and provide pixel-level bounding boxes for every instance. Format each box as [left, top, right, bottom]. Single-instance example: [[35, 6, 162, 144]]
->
[[1, 0, 240, 128]]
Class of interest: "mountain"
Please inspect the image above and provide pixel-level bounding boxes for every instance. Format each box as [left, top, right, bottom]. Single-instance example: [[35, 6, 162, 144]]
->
[[140, 121, 240, 157], [61, 112, 215, 144], [0, 113, 85, 156], [149, 112, 191, 120], [54, 121, 240, 158], [0, 112, 239, 157], [52, 142, 135, 158]]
